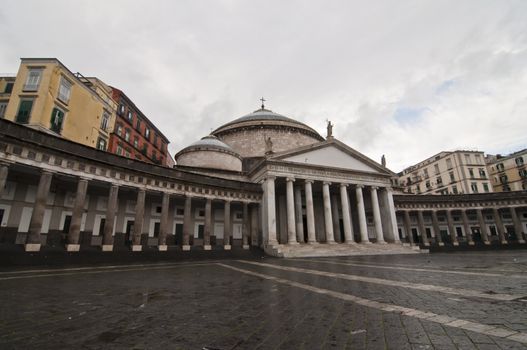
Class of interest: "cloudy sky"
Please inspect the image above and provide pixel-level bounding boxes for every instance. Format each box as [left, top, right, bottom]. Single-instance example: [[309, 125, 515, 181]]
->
[[1, 0, 526, 172]]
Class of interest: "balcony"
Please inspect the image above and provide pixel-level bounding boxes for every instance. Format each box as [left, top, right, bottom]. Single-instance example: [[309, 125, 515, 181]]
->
[[22, 84, 39, 92]]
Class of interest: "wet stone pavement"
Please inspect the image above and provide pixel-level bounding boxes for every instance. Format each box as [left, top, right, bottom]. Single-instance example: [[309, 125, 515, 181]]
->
[[1, 251, 527, 349]]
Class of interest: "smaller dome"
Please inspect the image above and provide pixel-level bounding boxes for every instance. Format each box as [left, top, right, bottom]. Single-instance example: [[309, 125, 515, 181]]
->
[[175, 135, 242, 172], [186, 135, 236, 153]]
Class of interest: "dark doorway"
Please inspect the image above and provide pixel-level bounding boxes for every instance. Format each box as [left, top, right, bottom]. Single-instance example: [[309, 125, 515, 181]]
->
[[154, 222, 160, 238], [339, 219, 345, 242], [412, 228, 419, 243], [0, 208, 5, 228], [125, 220, 134, 245], [472, 227, 482, 243], [440, 229, 450, 243], [197, 224, 204, 239], [62, 215, 72, 234], [99, 218, 106, 236], [505, 225, 517, 241], [175, 223, 183, 245], [303, 216, 308, 242]]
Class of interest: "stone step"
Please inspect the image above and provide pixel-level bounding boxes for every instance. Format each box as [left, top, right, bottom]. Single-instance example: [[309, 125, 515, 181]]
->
[[264, 242, 423, 258]]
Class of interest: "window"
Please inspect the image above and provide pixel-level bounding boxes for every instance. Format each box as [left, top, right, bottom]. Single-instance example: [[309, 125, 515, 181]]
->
[[4, 82, 13, 93], [127, 111, 133, 122], [116, 145, 123, 155], [449, 171, 455, 183], [496, 163, 505, 171], [96, 137, 107, 150], [154, 134, 158, 147], [16, 99, 34, 123], [423, 168, 429, 178], [479, 168, 486, 178], [516, 157, 525, 166], [116, 124, 123, 137], [483, 183, 490, 192], [133, 136, 138, 148], [499, 174, 508, 184], [118, 104, 125, 116], [0, 101, 7, 118], [452, 185, 458, 194], [425, 180, 431, 189], [58, 78, 72, 103], [464, 154, 471, 164], [135, 118, 141, 131], [475, 154, 482, 164], [24, 69, 42, 91], [436, 176, 443, 186], [145, 127, 150, 140], [124, 129, 130, 142], [434, 164, 440, 175], [446, 158, 452, 169], [519, 169, 527, 178], [468, 168, 474, 178], [50, 107, 65, 134], [100, 111, 110, 131], [124, 150, 131, 158], [471, 182, 478, 193]]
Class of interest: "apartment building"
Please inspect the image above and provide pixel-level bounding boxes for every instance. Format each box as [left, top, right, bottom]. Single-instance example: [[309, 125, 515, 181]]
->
[[486, 149, 527, 192], [109, 88, 170, 166], [2, 58, 116, 150], [398, 150, 492, 195], [0, 75, 15, 118]]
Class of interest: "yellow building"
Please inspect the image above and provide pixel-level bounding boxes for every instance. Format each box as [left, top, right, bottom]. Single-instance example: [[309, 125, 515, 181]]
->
[[486, 149, 527, 191], [3, 58, 116, 150], [0, 75, 15, 118]]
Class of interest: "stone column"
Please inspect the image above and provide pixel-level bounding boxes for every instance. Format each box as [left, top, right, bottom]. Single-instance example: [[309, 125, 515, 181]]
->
[[322, 181, 335, 243], [493, 208, 508, 244], [66, 177, 89, 252], [431, 210, 444, 246], [476, 209, 490, 245], [304, 180, 316, 243], [370, 186, 385, 244], [356, 185, 370, 244], [461, 209, 475, 245], [286, 177, 298, 244], [294, 186, 304, 243], [25, 171, 53, 251], [0, 163, 9, 198], [403, 210, 414, 245], [203, 198, 212, 250], [251, 204, 259, 246], [132, 189, 146, 251], [446, 210, 459, 246], [265, 176, 278, 246], [102, 184, 119, 252], [386, 189, 401, 243], [340, 184, 354, 244], [182, 196, 192, 251], [223, 200, 232, 250], [510, 207, 526, 244], [416, 211, 430, 246], [157, 192, 170, 251], [242, 202, 250, 249]]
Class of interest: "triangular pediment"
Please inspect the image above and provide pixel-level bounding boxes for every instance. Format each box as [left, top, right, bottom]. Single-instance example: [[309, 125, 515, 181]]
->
[[270, 139, 393, 175]]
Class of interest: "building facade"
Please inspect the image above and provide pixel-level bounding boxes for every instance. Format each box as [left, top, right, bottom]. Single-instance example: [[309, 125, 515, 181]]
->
[[0, 75, 15, 118], [108, 88, 171, 166], [0, 106, 525, 257], [486, 149, 527, 192], [398, 150, 492, 195]]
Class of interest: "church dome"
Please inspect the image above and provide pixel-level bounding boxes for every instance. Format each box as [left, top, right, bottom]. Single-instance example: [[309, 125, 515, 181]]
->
[[211, 106, 324, 158], [212, 108, 322, 138], [175, 135, 242, 172]]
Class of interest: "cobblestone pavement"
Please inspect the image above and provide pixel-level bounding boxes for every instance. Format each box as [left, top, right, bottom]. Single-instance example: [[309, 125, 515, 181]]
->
[[1, 251, 526, 349]]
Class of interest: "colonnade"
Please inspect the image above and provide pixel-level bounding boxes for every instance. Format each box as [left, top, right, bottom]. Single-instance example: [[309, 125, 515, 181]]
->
[[398, 208, 526, 246], [262, 176, 400, 246], [5, 167, 257, 252]]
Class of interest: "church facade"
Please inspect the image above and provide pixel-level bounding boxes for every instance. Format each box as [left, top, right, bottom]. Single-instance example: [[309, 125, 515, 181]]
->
[[0, 105, 525, 257]]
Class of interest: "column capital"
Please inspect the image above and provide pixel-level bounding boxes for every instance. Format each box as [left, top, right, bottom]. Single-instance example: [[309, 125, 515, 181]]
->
[[304, 179, 315, 184], [265, 175, 276, 182], [78, 177, 90, 183], [323, 181, 332, 186], [356, 184, 364, 189], [340, 183, 349, 188], [370, 186, 379, 191], [286, 177, 295, 182]]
